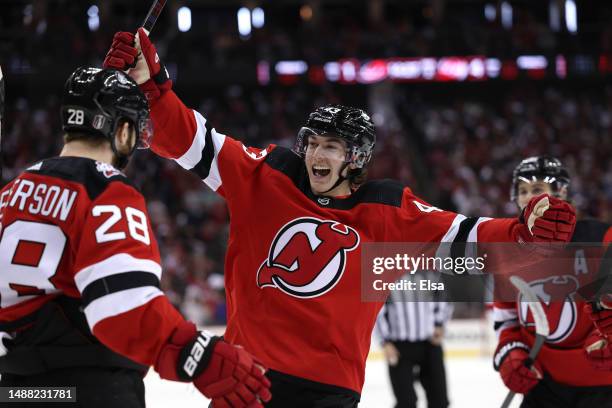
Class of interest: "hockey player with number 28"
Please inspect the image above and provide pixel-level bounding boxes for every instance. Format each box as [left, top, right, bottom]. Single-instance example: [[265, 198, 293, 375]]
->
[[0, 67, 270, 407], [493, 156, 612, 408], [105, 29, 577, 407]]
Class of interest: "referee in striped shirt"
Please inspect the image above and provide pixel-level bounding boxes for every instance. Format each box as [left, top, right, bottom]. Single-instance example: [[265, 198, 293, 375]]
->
[[375, 272, 453, 408]]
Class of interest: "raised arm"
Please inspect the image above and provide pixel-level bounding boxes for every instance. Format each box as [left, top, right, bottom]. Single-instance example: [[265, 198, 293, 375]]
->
[[400, 188, 575, 245], [104, 28, 275, 200]]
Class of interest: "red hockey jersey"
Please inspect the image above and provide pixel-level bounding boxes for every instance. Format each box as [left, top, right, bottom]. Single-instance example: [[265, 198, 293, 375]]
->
[[0, 157, 183, 366], [493, 220, 612, 387], [149, 90, 529, 393]]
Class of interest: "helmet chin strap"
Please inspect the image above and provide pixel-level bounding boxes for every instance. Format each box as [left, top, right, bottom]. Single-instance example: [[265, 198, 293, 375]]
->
[[319, 162, 350, 195]]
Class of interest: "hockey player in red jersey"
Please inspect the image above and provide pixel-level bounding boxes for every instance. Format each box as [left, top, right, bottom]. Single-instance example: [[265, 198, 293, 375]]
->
[[492, 156, 612, 408], [104, 29, 577, 407], [0, 67, 270, 407]]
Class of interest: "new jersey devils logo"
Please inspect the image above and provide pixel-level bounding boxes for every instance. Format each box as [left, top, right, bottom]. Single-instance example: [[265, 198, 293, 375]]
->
[[257, 217, 360, 298], [518, 275, 578, 344]]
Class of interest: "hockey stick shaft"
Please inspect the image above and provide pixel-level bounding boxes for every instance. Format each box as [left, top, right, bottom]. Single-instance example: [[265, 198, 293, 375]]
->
[[500, 276, 550, 408], [500, 335, 545, 408], [142, 0, 167, 33], [500, 389, 516, 408]]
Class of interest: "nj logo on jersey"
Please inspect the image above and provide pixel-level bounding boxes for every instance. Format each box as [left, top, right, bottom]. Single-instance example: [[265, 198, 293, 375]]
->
[[95, 161, 123, 178], [519, 275, 579, 344], [257, 217, 360, 298]]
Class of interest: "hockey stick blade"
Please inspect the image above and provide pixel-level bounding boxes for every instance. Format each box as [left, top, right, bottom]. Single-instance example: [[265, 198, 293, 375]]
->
[[142, 0, 167, 34], [500, 276, 550, 408]]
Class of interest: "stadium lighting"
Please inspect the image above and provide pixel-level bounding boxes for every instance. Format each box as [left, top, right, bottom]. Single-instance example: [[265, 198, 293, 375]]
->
[[87, 5, 100, 32], [252, 7, 265, 29], [275, 60, 308, 75], [23, 4, 33, 25], [300, 5, 313, 21], [549, 0, 560, 32], [517, 55, 547, 70], [177, 6, 192, 32], [565, 0, 578, 33], [484, 4, 496, 22], [501, 2, 512, 29], [237, 7, 251, 38]]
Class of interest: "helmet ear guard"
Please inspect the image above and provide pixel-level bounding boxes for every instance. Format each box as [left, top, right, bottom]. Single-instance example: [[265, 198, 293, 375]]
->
[[136, 114, 154, 149], [347, 140, 374, 169]]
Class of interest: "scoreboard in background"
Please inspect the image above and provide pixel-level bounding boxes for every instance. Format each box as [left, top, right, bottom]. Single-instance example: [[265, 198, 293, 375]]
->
[[258, 54, 612, 85]]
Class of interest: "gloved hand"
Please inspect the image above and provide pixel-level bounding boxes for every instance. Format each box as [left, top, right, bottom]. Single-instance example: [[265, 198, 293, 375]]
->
[[103, 27, 171, 104], [155, 321, 271, 407], [584, 328, 612, 371], [584, 302, 612, 370], [521, 194, 576, 243], [495, 343, 543, 394], [585, 301, 612, 335]]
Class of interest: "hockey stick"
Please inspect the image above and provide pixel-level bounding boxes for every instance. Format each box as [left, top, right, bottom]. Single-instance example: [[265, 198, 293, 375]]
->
[[500, 276, 550, 408], [142, 0, 167, 34]]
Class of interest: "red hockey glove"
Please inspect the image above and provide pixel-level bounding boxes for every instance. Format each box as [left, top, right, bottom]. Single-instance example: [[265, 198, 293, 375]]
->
[[521, 194, 576, 243], [585, 302, 612, 336], [103, 28, 172, 104], [155, 321, 271, 407], [103, 31, 138, 70], [584, 329, 612, 371], [495, 343, 543, 394]]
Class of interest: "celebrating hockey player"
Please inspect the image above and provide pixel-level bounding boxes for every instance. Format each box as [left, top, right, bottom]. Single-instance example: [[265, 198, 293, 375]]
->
[[0, 67, 271, 407], [493, 156, 612, 407], [104, 29, 577, 407]]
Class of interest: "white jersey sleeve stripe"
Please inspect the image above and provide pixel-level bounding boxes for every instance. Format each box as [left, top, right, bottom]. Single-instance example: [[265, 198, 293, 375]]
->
[[74, 253, 162, 293], [84, 286, 164, 329], [493, 307, 518, 321], [174, 111, 208, 170], [174, 110, 226, 191], [468, 217, 493, 243], [204, 126, 225, 191], [440, 214, 467, 243], [435, 214, 467, 261]]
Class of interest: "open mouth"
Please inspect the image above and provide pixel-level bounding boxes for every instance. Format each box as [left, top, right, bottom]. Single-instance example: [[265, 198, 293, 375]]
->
[[312, 165, 331, 177]]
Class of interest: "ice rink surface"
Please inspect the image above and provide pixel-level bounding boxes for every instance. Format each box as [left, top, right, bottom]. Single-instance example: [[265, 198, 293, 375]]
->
[[144, 355, 521, 408]]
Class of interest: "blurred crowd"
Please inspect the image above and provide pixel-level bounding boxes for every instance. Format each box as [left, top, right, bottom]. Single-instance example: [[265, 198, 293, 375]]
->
[[3, 81, 611, 325], [2, 1, 612, 74], [397, 84, 612, 220], [1, 1, 611, 326]]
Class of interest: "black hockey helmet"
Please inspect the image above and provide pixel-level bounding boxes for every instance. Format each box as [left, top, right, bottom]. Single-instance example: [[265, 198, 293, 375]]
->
[[294, 104, 376, 170], [511, 156, 570, 202], [61, 67, 152, 155]]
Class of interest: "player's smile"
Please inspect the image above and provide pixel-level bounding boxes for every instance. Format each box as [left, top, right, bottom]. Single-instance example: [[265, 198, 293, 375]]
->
[[308, 163, 336, 191], [312, 165, 331, 178]]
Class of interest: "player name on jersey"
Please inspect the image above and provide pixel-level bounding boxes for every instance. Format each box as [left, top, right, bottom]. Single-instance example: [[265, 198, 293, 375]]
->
[[0, 178, 77, 222]]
